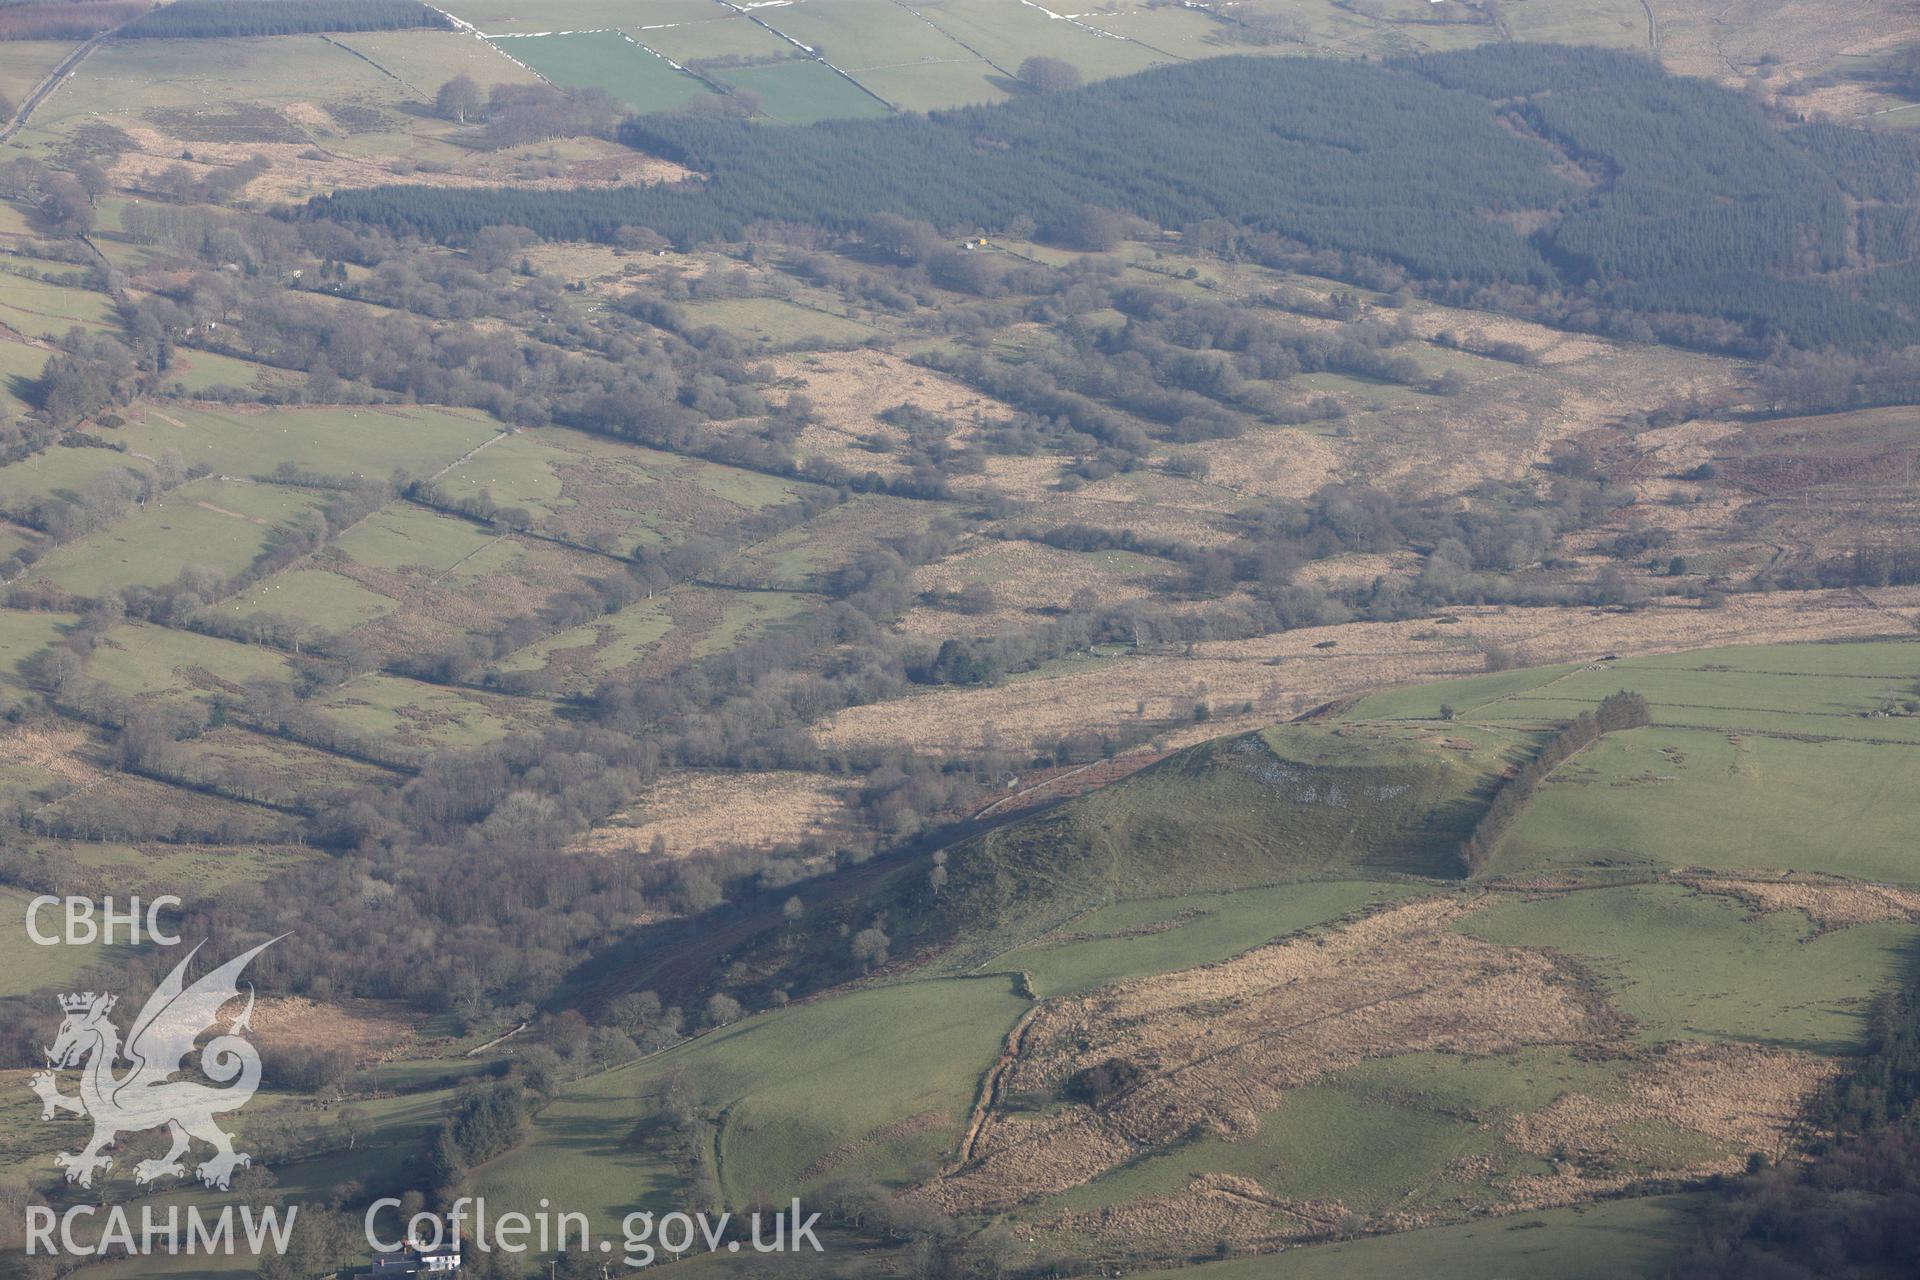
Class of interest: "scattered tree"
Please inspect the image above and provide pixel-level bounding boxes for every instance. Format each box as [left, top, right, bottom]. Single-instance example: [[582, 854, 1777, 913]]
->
[[1018, 55, 1083, 94], [435, 74, 482, 125]]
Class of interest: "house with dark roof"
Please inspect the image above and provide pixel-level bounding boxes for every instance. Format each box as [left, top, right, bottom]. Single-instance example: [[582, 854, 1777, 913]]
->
[[349, 1242, 461, 1278]]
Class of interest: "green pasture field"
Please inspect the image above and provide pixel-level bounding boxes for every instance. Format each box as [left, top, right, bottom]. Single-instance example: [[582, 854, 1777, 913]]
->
[[428, 429, 567, 515], [1202, 1193, 1707, 1280], [209, 565, 400, 634], [717, 59, 890, 123], [1043, 1047, 1644, 1225], [232, 1084, 463, 1206], [1347, 661, 1587, 721], [902, 0, 1169, 80], [691, 588, 815, 657], [1481, 660, 1920, 714], [1353, 643, 1920, 883], [0, 197, 39, 236], [1352, 640, 1920, 733], [21, 836, 317, 896], [714, 494, 941, 590], [85, 229, 167, 277], [448, 0, 720, 34], [435, 424, 812, 553], [493, 586, 819, 693], [30, 478, 326, 597], [632, 15, 792, 64], [1494, 700, 1920, 744], [851, 57, 1007, 110], [1492, 727, 1920, 885], [35, 763, 299, 842], [0, 443, 149, 511], [330, 28, 541, 90], [80, 197, 152, 240], [45, 1084, 465, 1278], [0, 606, 73, 698], [484, 583, 818, 692], [1070, 2, 1241, 58], [1499, 0, 1648, 46], [28, 36, 410, 133], [0, 253, 103, 282], [80, 619, 296, 698], [1293, 369, 1429, 408], [0, 40, 76, 106], [315, 672, 540, 751], [0, 335, 47, 415], [102, 403, 502, 480], [755, 0, 975, 70], [490, 594, 672, 687], [472, 975, 1030, 1224], [0, 518, 37, 561], [688, 453, 812, 508], [333, 501, 500, 573], [498, 31, 717, 112], [160, 726, 400, 806], [1621, 639, 1920, 677], [677, 296, 879, 347], [1457, 884, 1917, 1053], [1456, 647, 1920, 740], [996, 879, 1412, 997], [0, 274, 118, 339], [157, 347, 297, 396], [326, 509, 637, 663], [0, 886, 139, 998]]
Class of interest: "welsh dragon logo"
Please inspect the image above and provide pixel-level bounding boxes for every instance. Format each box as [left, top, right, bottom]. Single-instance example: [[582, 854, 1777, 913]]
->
[[30, 937, 284, 1191]]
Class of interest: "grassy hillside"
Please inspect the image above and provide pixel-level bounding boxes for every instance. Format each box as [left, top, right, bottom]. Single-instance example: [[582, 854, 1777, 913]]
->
[[471, 976, 1030, 1220], [1459, 884, 1914, 1052], [15, 639, 1898, 1278], [1348, 639, 1920, 881], [569, 720, 1523, 1006], [1200, 1193, 1709, 1280], [929, 721, 1519, 946], [533, 639, 1920, 1277]]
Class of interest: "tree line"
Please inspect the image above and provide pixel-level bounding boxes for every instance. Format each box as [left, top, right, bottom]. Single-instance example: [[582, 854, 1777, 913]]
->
[[1458, 689, 1651, 873], [120, 0, 446, 38]]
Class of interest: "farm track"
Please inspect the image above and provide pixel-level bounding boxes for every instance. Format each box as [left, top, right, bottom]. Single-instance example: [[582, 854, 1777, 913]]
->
[[971, 759, 1103, 820], [465, 1021, 526, 1057], [0, 27, 115, 142]]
